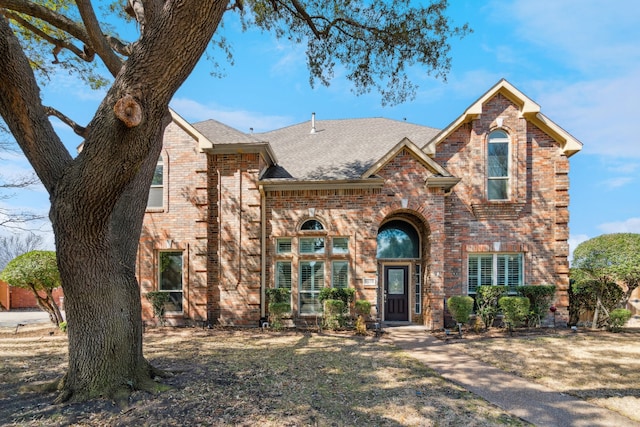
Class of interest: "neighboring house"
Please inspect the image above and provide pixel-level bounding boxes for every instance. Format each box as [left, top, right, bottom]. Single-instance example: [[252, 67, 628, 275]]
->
[[137, 79, 582, 329], [0, 279, 64, 311]]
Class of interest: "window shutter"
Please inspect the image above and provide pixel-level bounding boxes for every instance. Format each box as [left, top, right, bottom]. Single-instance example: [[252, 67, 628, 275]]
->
[[300, 237, 325, 254], [332, 261, 348, 289], [275, 262, 292, 290]]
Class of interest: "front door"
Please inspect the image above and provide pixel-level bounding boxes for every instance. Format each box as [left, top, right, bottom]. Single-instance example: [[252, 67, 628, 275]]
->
[[384, 265, 409, 321]]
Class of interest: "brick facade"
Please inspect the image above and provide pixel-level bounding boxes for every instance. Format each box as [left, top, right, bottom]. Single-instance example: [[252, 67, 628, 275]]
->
[[136, 81, 581, 329]]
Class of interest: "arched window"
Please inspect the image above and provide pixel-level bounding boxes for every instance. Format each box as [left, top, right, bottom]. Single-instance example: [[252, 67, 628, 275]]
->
[[300, 219, 324, 230], [376, 220, 419, 259], [147, 156, 163, 208], [487, 130, 509, 200]]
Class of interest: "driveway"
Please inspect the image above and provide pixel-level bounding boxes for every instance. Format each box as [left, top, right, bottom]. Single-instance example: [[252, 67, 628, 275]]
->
[[0, 310, 55, 327]]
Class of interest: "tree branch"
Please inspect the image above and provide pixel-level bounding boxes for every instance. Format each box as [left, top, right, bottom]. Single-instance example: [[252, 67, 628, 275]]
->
[[44, 106, 87, 137], [4, 11, 95, 63], [75, 0, 122, 76], [0, 0, 90, 44], [0, 15, 71, 193], [105, 34, 134, 57]]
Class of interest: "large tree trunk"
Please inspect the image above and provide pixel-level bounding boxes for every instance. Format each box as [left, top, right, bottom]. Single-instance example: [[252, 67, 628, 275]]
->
[[0, 1, 229, 402]]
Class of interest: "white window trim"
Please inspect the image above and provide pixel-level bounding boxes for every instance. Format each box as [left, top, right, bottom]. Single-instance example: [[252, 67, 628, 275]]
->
[[487, 130, 510, 201], [467, 253, 523, 294], [158, 250, 184, 314]]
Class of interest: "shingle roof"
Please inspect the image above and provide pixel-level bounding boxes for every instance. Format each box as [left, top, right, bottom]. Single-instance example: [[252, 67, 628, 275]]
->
[[193, 119, 261, 144], [256, 118, 440, 180]]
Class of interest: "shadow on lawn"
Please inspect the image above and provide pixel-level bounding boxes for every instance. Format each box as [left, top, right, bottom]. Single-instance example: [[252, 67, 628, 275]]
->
[[0, 328, 526, 426]]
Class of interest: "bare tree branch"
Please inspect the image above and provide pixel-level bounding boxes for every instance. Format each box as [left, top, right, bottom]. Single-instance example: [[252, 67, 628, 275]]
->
[[0, 232, 44, 270], [0, 173, 39, 191], [44, 106, 87, 137], [75, 0, 122, 76]]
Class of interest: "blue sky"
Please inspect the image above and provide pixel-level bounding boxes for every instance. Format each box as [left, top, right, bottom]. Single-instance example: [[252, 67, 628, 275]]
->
[[2, 0, 640, 258]]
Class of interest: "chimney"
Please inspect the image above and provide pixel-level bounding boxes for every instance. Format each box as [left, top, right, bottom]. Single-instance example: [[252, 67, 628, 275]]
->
[[310, 112, 316, 134]]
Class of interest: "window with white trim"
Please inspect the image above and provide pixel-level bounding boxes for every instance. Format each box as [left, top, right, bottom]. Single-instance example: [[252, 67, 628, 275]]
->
[[147, 157, 164, 208], [332, 237, 349, 254], [300, 261, 324, 314], [276, 238, 292, 254], [300, 237, 325, 254], [468, 253, 523, 294], [158, 251, 183, 312], [487, 130, 509, 200], [332, 261, 349, 289], [275, 261, 292, 290]]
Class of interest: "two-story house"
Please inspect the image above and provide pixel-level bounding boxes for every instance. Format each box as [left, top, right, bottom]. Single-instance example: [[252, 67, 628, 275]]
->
[[136, 79, 582, 329]]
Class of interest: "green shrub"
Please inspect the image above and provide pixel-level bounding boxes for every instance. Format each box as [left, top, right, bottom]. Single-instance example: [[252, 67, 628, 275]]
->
[[499, 296, 530, 334], [517, 285, 556, 327], [146, 291, 171, 326], [447, 295, 474, 325], [568, 280, 623, 328], [268, 301, 291, 330], [323, 299, 346, 330], [58, 321, 68, 333], [265, 287, 291, 304], [319, 287, 355, 307], [609, 308, 632, 332], [476, 285, 507, 329], [354, 299, 372, 317]]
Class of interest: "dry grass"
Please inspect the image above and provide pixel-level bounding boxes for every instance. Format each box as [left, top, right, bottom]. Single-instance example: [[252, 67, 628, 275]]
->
[[443, 329, 640, 422], [0, 325, 526, 427]]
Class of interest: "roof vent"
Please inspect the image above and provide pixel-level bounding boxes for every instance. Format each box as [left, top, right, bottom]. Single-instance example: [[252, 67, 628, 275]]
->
[[310, 112, 316, 134]]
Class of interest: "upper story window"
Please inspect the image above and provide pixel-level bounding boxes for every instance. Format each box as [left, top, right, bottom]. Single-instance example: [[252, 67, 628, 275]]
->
[[487, 130, 509, 200], [147, 157, 164, 208]]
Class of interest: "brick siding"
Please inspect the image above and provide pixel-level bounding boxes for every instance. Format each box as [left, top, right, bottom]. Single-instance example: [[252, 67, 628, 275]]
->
[[137, 91, 573, 329]]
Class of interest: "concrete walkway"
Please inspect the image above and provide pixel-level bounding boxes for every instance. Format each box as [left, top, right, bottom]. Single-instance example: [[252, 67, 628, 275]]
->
[[385, 325, 639, 427]]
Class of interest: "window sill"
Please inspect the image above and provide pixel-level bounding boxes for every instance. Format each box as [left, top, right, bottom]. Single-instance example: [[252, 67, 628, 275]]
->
[[145, 207, 165, 213]]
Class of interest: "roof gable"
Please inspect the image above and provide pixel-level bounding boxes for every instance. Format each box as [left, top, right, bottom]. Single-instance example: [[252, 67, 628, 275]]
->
[[192, 118, 277, 165], [363, 137, 452, 178], [424, 79, 582, 157], [169, 109, 212, 152]]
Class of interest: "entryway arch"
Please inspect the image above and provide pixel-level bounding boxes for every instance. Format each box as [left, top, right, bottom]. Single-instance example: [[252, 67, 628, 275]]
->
[[376, 214, 430, 322]]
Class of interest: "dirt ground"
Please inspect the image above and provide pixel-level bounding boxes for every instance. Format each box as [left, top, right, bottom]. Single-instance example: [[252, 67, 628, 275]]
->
[[1, 324, 637, 426]]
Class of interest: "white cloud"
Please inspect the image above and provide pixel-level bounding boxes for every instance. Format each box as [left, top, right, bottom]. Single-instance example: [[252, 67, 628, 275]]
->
[[505, 0, 640, 74], [533, 71, 640, 158], [170, 98, 292, 133], [598, 218, 640, 234], [601, 177, 634, 190]]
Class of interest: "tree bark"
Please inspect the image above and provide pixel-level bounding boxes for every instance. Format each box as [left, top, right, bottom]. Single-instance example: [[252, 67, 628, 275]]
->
[[0, 0, 229, 402]]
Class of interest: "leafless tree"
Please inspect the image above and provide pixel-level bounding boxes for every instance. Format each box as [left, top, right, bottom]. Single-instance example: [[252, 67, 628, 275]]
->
[[0, 232, 44, 270]]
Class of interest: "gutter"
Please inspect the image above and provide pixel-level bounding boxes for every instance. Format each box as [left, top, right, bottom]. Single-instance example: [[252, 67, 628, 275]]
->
[[259, 184, 267, 319]]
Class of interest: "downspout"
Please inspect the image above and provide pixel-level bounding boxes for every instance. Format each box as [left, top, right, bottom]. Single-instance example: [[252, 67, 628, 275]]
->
[[259, 184, 266, 318]]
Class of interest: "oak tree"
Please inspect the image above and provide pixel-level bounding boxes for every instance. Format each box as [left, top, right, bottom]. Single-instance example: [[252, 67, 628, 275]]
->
[[0, 0, 468, 402]]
